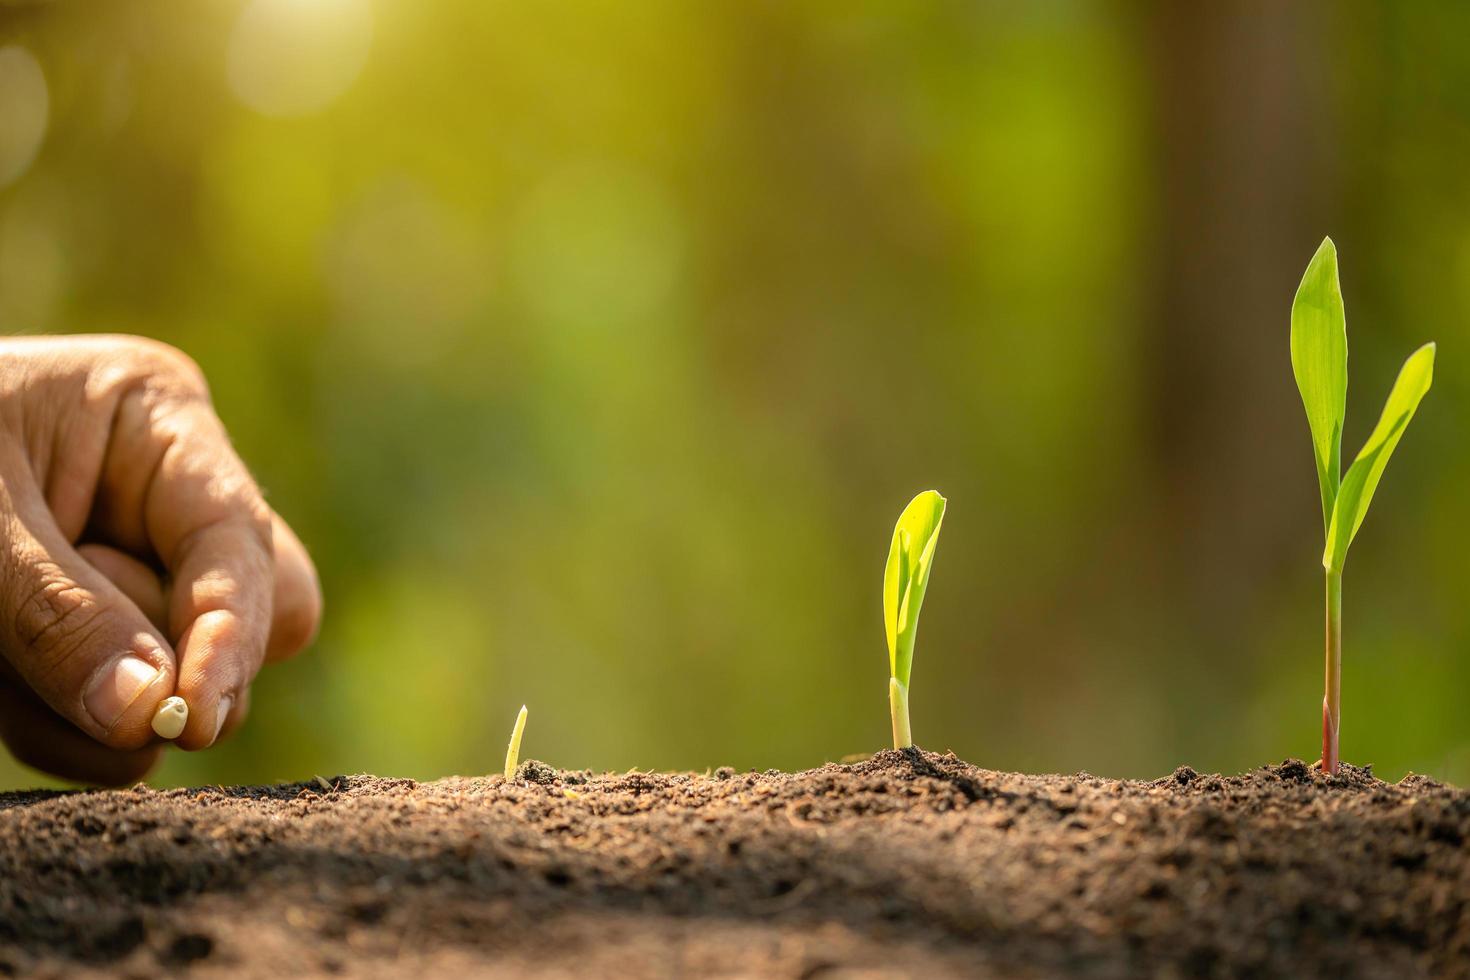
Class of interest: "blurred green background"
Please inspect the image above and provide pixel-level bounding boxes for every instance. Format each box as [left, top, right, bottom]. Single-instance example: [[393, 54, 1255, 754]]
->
[[1, 1, 1466, 788]]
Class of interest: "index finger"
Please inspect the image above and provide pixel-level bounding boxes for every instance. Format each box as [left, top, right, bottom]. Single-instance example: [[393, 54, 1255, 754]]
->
[[145, 400, 274, 750]]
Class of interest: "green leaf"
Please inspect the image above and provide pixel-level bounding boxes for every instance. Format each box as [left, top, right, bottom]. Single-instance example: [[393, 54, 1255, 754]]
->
[[1291, 237, 1349, 534], [1323, 342, 1435, 571], [883, 490, 946, 687]]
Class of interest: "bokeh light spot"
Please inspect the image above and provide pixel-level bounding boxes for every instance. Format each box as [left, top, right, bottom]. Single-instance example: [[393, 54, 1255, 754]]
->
[[0, 46, 49, 189], [227, 0, 374, 117]]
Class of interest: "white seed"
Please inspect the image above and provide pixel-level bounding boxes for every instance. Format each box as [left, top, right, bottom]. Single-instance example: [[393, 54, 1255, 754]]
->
[[151, 696, 189, 739]]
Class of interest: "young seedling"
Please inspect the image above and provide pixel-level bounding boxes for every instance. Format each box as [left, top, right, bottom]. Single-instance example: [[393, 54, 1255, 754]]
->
[[883, 490, 946, 750], [503, 704, 528, 780], [1290, 237, 1435, 774]]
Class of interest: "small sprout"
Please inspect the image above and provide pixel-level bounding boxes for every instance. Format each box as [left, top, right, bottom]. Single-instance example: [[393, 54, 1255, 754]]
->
[[1290, 237, 1435, 774], [503, 704, 528, 780], [151, 696, 188, 740], [882, 490, 946, 749]]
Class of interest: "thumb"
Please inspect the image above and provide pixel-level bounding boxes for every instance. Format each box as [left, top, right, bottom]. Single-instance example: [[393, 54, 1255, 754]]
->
[[0, 477, 176, 750]]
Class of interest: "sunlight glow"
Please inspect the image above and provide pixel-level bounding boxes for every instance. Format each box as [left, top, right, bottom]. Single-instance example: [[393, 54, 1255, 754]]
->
[[227, 0, 374, 117]]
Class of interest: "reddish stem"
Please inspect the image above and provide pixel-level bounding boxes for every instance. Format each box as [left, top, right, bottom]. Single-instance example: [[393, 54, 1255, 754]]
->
[[1321, 696, 1339, 775], [1322, 569, 1342, 775]]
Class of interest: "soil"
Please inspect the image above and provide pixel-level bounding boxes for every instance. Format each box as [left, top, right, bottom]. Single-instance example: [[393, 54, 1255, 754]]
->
[[0, 749, 1466, 979]]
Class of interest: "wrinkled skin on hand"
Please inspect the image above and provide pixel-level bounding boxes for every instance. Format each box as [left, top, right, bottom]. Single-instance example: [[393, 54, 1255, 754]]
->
[[0, 336, 321, 785]]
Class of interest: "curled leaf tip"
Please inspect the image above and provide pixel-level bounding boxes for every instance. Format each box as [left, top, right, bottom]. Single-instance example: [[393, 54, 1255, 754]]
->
[[882, 490, 947, 688]]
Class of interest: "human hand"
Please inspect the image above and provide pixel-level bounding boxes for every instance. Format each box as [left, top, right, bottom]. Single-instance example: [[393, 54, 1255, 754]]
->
[[0, 336, 321, 785]]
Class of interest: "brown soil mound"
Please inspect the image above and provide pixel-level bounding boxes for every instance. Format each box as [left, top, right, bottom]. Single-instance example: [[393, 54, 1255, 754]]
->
[[0, 749, 1465, 978]]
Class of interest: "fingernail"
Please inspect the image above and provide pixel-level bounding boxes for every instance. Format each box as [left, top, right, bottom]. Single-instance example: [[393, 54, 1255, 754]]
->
[[84, 655, 161, 731], [211, 695, 234, 745]]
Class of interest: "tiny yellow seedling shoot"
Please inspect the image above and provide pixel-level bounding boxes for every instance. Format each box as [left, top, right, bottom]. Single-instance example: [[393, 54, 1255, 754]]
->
[[503, 704, 528, 779], [883, 490, 946, 749]]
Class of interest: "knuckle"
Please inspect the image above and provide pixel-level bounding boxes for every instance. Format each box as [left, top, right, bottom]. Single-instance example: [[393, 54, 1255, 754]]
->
[[181, 566, 245, 613], [102, 337, 209, 400], [10, 562, 109, 671], [84, 337, 211, 415], [128, 338, 207, 392]]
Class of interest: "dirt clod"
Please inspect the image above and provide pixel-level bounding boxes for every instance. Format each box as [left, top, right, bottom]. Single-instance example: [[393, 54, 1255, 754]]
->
[[513, 759, 557, 785]]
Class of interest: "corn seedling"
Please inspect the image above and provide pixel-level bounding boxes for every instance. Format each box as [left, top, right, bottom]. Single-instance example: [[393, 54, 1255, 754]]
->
[[1290, 237, 1435, 774], [883, 490, 946, 749], [503, 704, 528, 779]]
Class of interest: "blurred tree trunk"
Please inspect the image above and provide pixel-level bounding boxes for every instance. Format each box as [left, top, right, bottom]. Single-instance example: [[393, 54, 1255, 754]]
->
[[1144, 1, 1334, 637]]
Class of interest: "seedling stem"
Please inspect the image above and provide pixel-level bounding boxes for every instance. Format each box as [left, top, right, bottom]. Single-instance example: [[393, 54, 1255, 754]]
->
[[1323, 568, 1342, 773], [503, 705, 528, 780], [889, 678, 912, 750]]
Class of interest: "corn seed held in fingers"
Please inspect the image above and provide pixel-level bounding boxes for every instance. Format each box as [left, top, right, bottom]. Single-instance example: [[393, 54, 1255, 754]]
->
[[151, 696, 189, 739]]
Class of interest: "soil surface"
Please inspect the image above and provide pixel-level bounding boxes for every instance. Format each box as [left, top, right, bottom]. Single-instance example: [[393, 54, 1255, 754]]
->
[[0, 750, 1466, 978]]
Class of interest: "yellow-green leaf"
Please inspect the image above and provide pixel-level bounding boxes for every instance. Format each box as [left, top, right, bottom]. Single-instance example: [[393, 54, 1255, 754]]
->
[[1291, 237, 1348, 534], [882, 490, 945, 687], [1323, 343, 1435, 571]]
